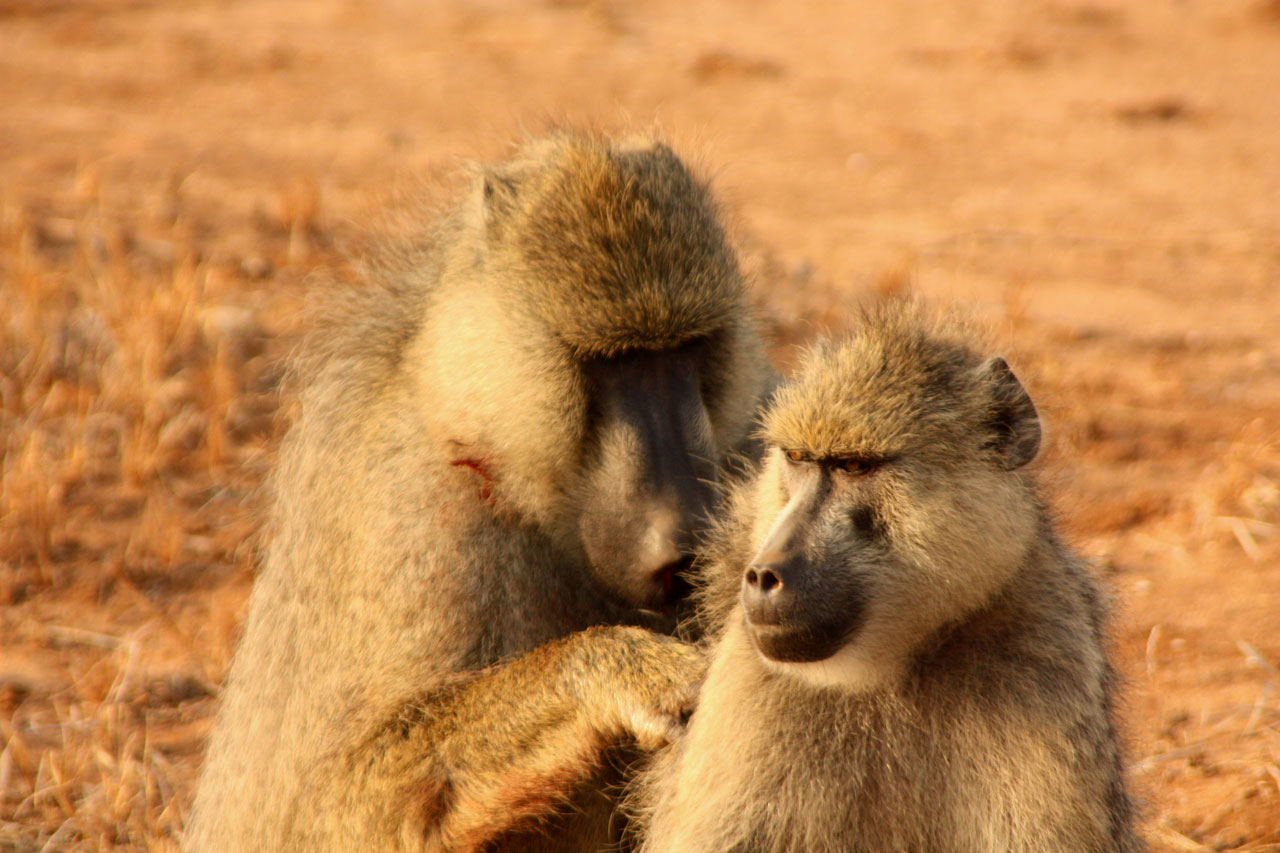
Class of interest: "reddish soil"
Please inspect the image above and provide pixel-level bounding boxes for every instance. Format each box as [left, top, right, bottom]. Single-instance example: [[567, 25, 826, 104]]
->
[[1, 1, 1278, 849]]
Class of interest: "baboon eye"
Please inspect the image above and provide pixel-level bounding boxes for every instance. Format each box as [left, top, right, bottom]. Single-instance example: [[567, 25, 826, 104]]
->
[[834, 456, 882, 476], [785, 449, 806, 464]]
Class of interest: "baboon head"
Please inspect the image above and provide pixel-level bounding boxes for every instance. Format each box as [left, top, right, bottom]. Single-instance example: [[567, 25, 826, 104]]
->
[[740, 309, 1041, 687], [417, 133, 768, 613]]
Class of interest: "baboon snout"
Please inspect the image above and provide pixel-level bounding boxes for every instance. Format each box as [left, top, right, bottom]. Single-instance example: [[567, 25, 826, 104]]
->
[[577, 343, 719, 613], [741, 551, 865, 664], [742, 561, 794, 626], [638, 512, 695, 598], [580, 497, 704, 612]]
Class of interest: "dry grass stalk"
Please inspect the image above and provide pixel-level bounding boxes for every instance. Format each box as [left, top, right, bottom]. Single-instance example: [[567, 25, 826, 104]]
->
[[1, 178, 302, 848]]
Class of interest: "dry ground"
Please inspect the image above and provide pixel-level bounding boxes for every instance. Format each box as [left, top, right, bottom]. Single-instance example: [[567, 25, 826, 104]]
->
[[1, 0, 1278, 849]]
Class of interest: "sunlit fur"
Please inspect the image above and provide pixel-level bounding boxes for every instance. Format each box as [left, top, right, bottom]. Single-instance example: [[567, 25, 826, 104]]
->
[[631, 304, 1139, 852], [186, 133, 772, 853]]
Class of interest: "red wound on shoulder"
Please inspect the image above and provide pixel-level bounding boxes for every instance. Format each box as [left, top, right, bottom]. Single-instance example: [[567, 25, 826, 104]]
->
[[450, 458, 497, 506]]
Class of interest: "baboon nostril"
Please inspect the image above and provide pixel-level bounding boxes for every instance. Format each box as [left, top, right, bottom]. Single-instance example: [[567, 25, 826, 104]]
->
[[743, 564, 787, 625], [745, 566, 781, 593]]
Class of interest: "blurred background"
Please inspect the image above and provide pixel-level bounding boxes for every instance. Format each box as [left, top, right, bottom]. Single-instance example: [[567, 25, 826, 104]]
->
[[1, 0, 1278, 849]]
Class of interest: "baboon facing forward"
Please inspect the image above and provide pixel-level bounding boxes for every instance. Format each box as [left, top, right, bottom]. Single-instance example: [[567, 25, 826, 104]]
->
[[632, 306, 1139, 852], [186, 134, 773, 851]]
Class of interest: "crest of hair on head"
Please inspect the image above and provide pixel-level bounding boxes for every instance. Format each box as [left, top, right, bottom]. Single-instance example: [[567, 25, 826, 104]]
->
[[474, 131, 745, 358], [763, 301, 1006, 460]]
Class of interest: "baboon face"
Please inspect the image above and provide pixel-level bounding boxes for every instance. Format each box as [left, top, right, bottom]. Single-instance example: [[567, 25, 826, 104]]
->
[[740, 449, 882, 664], [576, 340, 721, 613], [744, 335, 1042, 682]]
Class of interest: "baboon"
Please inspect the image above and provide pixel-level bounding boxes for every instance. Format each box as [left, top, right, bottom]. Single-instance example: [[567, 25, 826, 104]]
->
[[186, 133, 773, 852], [631, 306, 1139, 852]]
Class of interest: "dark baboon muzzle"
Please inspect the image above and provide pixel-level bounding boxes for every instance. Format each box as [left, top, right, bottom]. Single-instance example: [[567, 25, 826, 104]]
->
[[579, 345, 719, 613], [741, 554, 865, 663]]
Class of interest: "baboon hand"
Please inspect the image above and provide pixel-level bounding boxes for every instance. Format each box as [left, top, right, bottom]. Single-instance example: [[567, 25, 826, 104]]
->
[[591, 627, 706, 751]]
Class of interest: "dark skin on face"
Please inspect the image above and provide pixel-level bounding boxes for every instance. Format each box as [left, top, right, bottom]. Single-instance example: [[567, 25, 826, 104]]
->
[[741, 450, 890, 662], [577, 340, 721, 614]]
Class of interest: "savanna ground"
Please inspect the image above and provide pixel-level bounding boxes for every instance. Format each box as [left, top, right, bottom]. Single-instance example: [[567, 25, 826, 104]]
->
[[1, 0, 1278, 849]]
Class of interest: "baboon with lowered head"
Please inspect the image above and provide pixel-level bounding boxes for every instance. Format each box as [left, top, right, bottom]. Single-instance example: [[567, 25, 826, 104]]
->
[[631, 306, 1139, 852], [186, 133, 773, 852]]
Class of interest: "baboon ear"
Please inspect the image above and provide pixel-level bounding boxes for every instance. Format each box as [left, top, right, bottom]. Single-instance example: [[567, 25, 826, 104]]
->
[[980, 357, 1041, 470]]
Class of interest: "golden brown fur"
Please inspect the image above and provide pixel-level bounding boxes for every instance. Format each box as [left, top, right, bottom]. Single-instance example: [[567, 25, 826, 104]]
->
[[632, 305, 1139, 852], [186, 133, 772, 852]]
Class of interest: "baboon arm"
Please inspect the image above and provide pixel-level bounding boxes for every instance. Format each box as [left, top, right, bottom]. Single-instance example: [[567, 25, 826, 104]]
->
[[377, 626, 699, 851]]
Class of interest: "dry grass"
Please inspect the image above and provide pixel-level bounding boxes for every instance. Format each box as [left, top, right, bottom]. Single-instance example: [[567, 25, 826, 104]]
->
[[1190, 420, 1280, 563], [0, 183, 307, 850]]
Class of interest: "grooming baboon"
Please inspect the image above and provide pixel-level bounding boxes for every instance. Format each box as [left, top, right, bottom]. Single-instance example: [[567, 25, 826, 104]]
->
[[632, 306, 1139, 852], [186, 133, 773, 852]]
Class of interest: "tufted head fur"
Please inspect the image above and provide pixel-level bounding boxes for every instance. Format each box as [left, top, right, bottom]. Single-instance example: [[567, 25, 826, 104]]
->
[[475, 132, 742, 357], [763, 305, 1039, 470]]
